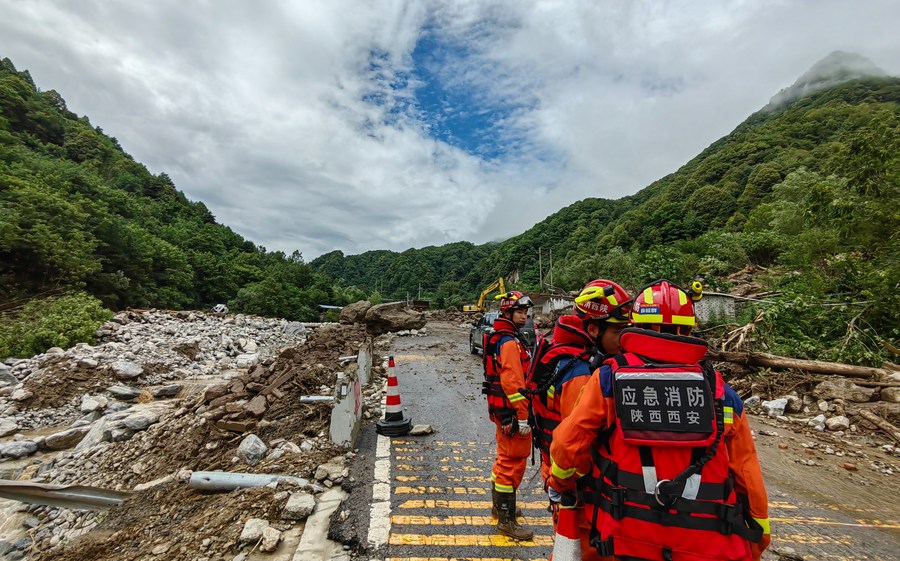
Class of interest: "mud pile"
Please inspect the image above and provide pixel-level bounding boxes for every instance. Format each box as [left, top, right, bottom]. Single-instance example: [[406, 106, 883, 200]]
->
[[199, 323, 370, 440], [427, 307, 471, 323]]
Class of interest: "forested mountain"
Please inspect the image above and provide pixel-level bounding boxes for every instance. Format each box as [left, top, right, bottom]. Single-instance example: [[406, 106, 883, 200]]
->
[[314, 54, 899, 365], [0, 57, 344, 356], [315, 70, 899, 298]]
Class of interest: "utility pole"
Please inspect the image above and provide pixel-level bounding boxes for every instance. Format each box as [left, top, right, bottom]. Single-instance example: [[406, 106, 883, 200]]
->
[[549, 249, 553, 290], [539, 248, 543, 292]]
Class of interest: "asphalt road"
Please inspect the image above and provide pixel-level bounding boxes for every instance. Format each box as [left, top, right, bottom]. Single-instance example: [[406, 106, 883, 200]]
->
[[346, 320, 900, 561]]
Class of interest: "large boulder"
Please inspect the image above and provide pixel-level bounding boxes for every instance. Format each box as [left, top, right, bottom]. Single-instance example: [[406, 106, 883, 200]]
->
[[237, 434, 268, 466], [43, 427, 91, 451], [340, 300, 372, 324], [363, 302, 426, 335], [0, 418, 18, 437], [111, 360, 143, 380], [0, 364, 16, 386], [814, 378, 875, 403], [0, 441, 37, 459]]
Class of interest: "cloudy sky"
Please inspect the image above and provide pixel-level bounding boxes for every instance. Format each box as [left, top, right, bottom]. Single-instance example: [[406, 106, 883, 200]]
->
[[2, 1, 898, 259]]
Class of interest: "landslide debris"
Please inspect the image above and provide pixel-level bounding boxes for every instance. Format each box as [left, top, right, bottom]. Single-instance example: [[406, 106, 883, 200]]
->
[[0, 310, 388, 561]]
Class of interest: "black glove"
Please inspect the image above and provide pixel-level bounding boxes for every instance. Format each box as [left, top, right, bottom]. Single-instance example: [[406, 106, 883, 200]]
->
[[500, 411, 518, 436]]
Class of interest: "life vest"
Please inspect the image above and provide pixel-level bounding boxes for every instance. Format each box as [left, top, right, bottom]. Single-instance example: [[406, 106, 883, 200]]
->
[[526, 316, 598, 463], [587, 328, 763, 561], [482, 316, 532, 415]]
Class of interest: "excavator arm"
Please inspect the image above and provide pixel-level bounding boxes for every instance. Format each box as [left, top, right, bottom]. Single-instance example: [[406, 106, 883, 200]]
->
[[463, 277, 506, 313]]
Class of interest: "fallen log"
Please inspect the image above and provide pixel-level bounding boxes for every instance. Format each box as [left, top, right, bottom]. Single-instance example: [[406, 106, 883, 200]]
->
[[855, 380, 900, 388], [705, 350, 890, 379], [857, 410, 900, 444]]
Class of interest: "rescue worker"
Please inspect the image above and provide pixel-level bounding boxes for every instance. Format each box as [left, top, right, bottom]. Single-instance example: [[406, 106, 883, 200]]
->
[[531, 280, 633, 480], [482, 290, 535, 540], [530, 280, 632, 561], [548, 279, 770, 561]]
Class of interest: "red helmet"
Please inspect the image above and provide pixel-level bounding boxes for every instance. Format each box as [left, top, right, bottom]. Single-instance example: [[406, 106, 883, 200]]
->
[[574, 279, 632, 323], [630, 279, 700, 329], [497, 291, 534, 314]]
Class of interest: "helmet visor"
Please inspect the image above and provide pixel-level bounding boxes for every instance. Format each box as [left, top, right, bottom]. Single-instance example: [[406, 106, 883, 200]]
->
[[511, 295, 534, 309]]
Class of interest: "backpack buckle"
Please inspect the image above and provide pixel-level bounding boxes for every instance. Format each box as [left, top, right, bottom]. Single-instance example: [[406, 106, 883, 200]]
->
[[654, 479, 678, 507]]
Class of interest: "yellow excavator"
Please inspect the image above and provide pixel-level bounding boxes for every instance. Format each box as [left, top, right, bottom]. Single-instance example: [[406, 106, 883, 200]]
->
[[463, 277, 506, 313]]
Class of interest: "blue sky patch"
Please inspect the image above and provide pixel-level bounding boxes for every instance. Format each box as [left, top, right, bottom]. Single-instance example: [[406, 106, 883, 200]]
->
[[364, 24, 540, 162]]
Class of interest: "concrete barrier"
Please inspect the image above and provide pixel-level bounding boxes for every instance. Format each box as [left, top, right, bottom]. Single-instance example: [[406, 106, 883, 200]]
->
[[357, 338, 373, 385], [328, 338, 373, 447], [329, 372, 362, 447]]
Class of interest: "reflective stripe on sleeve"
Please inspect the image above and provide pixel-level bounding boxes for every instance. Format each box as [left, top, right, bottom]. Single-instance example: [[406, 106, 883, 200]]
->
[[507, 392, 526, 403], [551, 459, 577, 480], [723, 406, 734, 425], [754, 517, 771, 534]]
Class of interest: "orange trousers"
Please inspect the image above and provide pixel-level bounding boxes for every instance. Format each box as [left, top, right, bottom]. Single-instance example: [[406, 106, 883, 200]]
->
[[549, 499, 610, 561], [490, 419, 531, 492]]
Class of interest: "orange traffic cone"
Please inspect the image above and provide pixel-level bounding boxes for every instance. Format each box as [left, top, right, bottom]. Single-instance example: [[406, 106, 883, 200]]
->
[[551, 495, 582, 561], [376, 355, 412, 436]]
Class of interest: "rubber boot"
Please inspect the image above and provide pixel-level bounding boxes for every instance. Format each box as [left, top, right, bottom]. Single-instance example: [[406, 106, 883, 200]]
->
[[491, 488, 523, 518], [495, 490, 534, 540]]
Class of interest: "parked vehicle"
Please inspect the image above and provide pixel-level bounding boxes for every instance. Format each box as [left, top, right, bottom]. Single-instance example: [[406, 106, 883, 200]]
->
[[469, 311, 537, 354]]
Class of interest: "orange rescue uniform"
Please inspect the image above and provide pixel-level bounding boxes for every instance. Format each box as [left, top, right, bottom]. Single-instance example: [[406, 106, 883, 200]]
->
[[549, 330, 770, 561], [489, 330, 532, 493]]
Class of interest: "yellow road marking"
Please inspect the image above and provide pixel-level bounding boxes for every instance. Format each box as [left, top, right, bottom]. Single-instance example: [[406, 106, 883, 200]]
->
[[392, 515, 552, 526], [391, 440, 487, 446], [387, 558, 548, 561], [395, 486, 489, 495], [395, 476, 490, 483], [776, 533, 854, 545], [387, 558, 547, 561], [398, 499, 549, 510], [394, 486, 545, 496], [389, 534, 554, 547], [824, 504, 877, 513], [396, 476, 433, 482], [856, 518, 900, 526], [446, 476, 490, 483], [397, 462, 494, 470], [772, 517, 900, 530], [768, 501, 798, 509]]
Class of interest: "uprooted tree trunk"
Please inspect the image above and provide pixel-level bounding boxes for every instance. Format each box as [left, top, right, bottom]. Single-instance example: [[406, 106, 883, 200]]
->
[[705, 350, 895, 379], [857, 409, 900, 443]]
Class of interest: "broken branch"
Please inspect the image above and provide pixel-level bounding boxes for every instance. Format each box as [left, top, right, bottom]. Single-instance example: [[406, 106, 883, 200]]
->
[[857, 410, 900, 444]]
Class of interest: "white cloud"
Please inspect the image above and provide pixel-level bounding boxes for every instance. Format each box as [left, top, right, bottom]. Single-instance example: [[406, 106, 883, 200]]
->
[[1, 0, 898, 258]]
